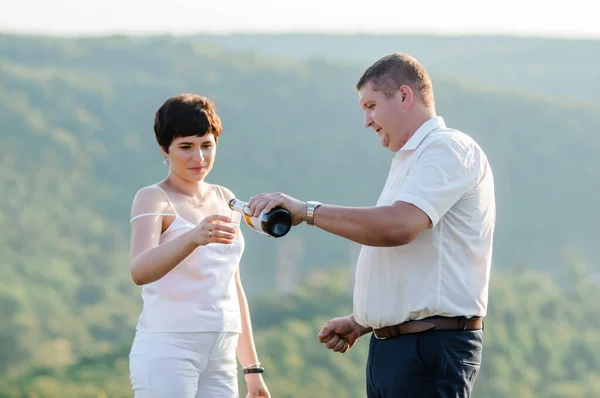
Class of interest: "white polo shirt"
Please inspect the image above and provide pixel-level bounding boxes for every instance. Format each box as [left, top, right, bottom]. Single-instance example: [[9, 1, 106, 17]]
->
[[353, 116, 496, 329]]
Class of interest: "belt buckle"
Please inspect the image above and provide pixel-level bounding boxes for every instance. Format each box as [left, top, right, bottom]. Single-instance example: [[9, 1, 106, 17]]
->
[[373, 330, 387, 340]]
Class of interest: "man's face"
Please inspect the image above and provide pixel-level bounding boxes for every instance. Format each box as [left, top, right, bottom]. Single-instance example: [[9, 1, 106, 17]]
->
[[359, 81, 408, 152]]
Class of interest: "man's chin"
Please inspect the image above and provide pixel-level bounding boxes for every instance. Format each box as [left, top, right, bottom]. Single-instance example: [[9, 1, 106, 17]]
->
[[386, 142, 404, 152], [380, 136, 390, 148]]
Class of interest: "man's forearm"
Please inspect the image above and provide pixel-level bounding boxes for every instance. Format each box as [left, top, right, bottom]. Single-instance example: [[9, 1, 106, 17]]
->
[[311, 204, 408, 247]]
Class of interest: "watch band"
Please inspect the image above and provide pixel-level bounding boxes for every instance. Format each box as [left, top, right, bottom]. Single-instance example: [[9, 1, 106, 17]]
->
[[243, 366, 264, 374], [306, 201, 321, 226]]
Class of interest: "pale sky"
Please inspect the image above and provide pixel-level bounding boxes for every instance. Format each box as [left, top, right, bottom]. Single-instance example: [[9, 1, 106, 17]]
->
[[1, 0, 599, 39]]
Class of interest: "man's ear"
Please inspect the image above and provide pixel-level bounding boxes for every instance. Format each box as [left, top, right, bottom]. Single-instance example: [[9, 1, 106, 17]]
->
[[399, 85, 414, 108]]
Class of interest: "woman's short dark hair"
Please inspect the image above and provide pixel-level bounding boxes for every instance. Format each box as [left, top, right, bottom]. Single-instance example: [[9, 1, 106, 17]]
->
[[153, 93, 222, 152]]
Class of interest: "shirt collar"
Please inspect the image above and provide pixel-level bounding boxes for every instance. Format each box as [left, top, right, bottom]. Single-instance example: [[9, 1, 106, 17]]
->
[[399, 116, 446, 152]]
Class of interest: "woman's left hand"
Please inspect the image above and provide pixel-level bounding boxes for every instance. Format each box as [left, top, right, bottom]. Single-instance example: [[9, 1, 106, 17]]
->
[[245, 374, 271, 397]]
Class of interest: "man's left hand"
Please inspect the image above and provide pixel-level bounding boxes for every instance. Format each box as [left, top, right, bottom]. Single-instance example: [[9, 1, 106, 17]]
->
[[247, 193, 306, 226]]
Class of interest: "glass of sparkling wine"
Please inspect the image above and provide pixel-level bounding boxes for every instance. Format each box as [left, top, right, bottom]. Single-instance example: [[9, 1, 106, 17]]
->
[[229, 207, 241, 241]]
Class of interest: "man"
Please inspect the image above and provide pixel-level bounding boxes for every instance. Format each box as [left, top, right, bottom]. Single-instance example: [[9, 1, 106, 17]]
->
[[246, 52, 496, 397]]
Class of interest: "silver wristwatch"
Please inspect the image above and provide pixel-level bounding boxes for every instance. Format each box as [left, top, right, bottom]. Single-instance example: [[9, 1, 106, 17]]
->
[[305, 201, 322, 226]]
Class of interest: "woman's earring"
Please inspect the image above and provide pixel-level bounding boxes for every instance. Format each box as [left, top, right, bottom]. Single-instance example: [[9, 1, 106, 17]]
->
[[163, 157, 169, 166]]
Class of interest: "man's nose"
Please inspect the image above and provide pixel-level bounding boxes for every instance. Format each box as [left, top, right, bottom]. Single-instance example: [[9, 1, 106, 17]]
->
[[364, 112, 373, 128]]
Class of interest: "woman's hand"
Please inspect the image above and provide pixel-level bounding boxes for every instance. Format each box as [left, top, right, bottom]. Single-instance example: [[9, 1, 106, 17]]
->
[[245, 374, 271, 397], [192, 214, 238, 246]]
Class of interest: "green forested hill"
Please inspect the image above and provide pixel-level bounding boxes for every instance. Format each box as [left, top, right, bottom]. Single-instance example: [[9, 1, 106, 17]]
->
[[2, 264, 599, 397], [2, 34, 598, 281], [195, 33, 600, 104], [1, 34, 599, 397]]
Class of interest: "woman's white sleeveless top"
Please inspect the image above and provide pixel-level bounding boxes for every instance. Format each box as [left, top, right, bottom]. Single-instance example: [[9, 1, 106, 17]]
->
[[129, 184, 244, 333]]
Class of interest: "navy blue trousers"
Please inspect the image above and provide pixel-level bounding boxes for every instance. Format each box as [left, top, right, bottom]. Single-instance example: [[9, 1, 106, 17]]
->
[[366, 329, 483, 398]]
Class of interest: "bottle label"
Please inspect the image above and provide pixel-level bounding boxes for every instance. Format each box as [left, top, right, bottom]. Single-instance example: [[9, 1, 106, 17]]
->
[[243, 213, 269, 236]]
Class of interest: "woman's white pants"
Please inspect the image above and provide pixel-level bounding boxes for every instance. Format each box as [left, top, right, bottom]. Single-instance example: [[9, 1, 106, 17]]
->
[[129, 330, 239, 398]]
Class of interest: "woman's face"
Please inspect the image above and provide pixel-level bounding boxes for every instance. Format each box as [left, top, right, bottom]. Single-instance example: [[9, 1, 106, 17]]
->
[[161, 134, 217, 182]]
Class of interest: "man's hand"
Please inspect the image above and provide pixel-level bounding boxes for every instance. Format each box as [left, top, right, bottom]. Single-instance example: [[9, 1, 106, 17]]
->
[[246, 192, 306, 226], [317, 315, 368, 353]]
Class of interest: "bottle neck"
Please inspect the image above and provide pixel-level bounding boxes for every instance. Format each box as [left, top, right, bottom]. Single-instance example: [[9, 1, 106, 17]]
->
[[229, 198, 249, 215]]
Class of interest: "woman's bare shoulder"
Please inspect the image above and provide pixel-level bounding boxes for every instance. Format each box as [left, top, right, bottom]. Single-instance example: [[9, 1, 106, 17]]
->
[[130, 183, 171, 218]]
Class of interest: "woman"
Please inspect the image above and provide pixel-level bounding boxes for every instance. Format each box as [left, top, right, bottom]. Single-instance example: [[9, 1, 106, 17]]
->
[[128, 93, 270, 398]]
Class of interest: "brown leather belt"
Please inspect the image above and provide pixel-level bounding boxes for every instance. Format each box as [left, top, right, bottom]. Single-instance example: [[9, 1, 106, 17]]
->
[[373, 316, 483, 340]]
